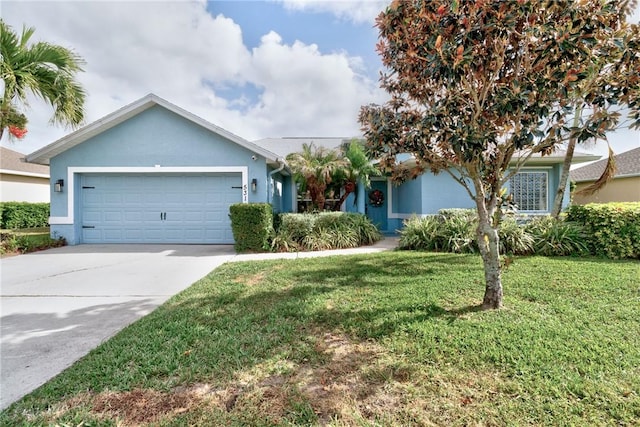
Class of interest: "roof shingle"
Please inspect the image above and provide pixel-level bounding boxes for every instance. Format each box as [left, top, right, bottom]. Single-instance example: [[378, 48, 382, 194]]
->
[[0, 147, 49, 176], [570, 147, 640, 182]]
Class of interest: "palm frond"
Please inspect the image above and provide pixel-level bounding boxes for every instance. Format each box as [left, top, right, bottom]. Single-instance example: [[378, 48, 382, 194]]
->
[[1, 20, 86, 132], [576, 144, 617, 196]]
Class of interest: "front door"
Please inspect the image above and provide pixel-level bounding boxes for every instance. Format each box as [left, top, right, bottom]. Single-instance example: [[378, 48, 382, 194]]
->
[[366, 180, 388, 232]]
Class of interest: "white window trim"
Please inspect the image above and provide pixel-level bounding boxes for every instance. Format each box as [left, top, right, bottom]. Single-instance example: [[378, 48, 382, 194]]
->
[[509, 168, 550, 213], [49, 166, 248, 225]]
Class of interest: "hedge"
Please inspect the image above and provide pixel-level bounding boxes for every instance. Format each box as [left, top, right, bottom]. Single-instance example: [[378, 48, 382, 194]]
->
[[567, 202, 640, 259], [0, 202, 50, 229], [229, 203, 273, 252]]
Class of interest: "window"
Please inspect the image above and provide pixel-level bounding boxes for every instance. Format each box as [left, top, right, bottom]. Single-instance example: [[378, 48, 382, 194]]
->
[[509, 171, 548, 211]]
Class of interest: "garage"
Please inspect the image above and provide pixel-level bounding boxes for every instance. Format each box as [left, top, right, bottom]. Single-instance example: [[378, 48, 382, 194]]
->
[[80, 173, 242, 244], [26, 94, 290, 245]]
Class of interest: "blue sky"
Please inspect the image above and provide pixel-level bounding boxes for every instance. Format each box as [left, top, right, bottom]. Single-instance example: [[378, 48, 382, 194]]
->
[[206, 1, 381, 111], [1, 0, 638, 160]]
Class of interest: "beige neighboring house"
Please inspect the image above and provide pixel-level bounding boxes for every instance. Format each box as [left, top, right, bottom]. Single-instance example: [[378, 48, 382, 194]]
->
[[0, 146, 50, 202], [571, 146, 640, 204]]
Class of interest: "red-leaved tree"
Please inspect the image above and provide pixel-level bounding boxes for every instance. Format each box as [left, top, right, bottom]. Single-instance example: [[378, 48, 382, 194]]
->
[[360, 0, 640, 309]]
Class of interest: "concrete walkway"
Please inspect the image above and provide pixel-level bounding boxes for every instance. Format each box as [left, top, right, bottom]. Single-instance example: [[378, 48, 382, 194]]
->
[[0, 237, 398, 410]]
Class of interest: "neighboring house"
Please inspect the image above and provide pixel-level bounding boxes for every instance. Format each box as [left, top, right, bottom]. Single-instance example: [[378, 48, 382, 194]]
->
[[570, 146, 640, 205], [25, 94, 601, 244], [26, 94, 292, 245], [0, 146, 50, 202]]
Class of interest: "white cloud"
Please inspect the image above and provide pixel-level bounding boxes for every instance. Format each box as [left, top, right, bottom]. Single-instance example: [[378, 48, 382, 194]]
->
[[277, 0, 387, 24], [247, 31, 385, 137], [1, 1, 386, 154]]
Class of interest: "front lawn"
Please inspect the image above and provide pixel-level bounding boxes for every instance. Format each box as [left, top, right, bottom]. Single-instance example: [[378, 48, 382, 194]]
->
[[2, 252, 639, 426]]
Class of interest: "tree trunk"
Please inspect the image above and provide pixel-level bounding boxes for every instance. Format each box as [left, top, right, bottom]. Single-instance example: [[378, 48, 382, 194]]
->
[[333, 181, 356, 211], [551, 106, 582, 219], [476, 222, 503, 309], [309, 185, 325, 211], [551, 136, 577, 218], [474, 194, 503, 310]]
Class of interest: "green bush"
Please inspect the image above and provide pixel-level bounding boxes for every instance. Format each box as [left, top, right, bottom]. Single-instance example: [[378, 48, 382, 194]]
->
[[0, 202, 50, 229], [229, 203, 274, 252], [567, 203, 640, 259], [525, 216, 588, 256], [399, 210, 477, 253], [499, 217, 534, 255], [271, 212, 381, 252], [397, 215, 439, 251], [400, 210, 590, 257]]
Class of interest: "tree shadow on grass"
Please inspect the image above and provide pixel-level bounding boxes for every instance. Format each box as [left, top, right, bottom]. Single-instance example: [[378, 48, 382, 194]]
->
[[3, 252, 487, 424]]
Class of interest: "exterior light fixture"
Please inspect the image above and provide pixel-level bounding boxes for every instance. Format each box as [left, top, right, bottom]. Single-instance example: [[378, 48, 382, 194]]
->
[[54, 179, 64, 192], [251, 178, 258, 192]]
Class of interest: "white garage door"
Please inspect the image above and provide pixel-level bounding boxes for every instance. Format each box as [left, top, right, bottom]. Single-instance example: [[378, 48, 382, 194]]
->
[[80, 173, 243, 244]]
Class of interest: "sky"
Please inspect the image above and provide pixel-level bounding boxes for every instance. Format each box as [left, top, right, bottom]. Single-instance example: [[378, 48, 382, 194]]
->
[[1, 0, 639, 161]]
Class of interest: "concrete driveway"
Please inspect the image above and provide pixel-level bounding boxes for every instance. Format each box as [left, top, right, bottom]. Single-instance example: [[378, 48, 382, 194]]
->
[[0, 244, 236, 410]]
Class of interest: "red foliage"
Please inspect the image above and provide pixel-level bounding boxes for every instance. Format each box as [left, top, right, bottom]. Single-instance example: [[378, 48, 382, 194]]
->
[[8, 126, 28, 139]]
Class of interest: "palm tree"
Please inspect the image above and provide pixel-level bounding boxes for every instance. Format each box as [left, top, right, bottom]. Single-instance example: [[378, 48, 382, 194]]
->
[[286, 143, 349, 211], [1, 20, 86, 140], [332, 139, 381, 210]]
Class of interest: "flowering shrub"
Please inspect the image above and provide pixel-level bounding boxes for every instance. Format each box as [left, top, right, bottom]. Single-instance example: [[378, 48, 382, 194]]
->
[[8, 126, 28, 139]]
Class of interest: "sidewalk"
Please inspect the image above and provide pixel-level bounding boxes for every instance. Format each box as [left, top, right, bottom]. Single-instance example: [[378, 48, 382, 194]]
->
[[230, 236, 399, 262]]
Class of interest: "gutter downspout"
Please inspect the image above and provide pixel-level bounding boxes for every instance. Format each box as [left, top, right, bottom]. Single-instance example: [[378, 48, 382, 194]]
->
[[267, 158, 286, 204]]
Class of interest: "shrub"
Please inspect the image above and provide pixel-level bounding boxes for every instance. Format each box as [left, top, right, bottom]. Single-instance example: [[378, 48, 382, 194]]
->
[[400, 210, 587, 257], [525, 216, 588, 256], [272, 212, 381, 252], [439, 211, 476, 253], [229, 203, 273, 252], [567, 203, 640, 259], [0, 202, 49, 229], [399, 210, 476, 253], [0, 229, 65, 255], [499, 217, 534, 255], [398, 215, 440, 251]]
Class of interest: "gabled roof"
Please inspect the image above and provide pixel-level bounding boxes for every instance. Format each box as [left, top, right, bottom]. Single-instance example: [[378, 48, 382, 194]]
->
[[26, 94, 284, 166], [571, 147, 640, 182], [0, 147, 49, 178]]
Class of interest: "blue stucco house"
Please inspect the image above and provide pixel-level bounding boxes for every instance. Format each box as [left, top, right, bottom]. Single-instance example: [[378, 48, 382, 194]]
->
[[27, 94, 599, 244], [255, 137, 599, 234], [27, 94, 293, 245]]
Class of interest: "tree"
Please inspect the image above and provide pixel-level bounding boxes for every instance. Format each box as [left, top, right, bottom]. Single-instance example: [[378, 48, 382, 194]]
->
[[286, 143, 349, 211], [550, 2, 640, 217], [332, 139, 381, 210], [1, 20, 86, 140], [359, 0, 640, 309]]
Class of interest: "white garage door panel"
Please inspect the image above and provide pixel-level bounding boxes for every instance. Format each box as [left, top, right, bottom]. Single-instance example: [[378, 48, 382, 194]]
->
[[81, 173, 242, 244]]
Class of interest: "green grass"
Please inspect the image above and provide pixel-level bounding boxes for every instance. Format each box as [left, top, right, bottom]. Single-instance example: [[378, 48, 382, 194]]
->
[[2, 252, 639, 426]]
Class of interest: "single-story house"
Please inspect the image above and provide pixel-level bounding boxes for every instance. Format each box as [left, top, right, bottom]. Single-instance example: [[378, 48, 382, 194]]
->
[[570, 146, 640, 204], [257, 137, 599, 232], [26, 94, 600, 244], [0, 146, 50, 202], [26, 94, 293, 245]]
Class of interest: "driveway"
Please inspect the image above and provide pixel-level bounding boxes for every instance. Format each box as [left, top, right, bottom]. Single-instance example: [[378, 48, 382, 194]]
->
[[0, 244, 236, 410]]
